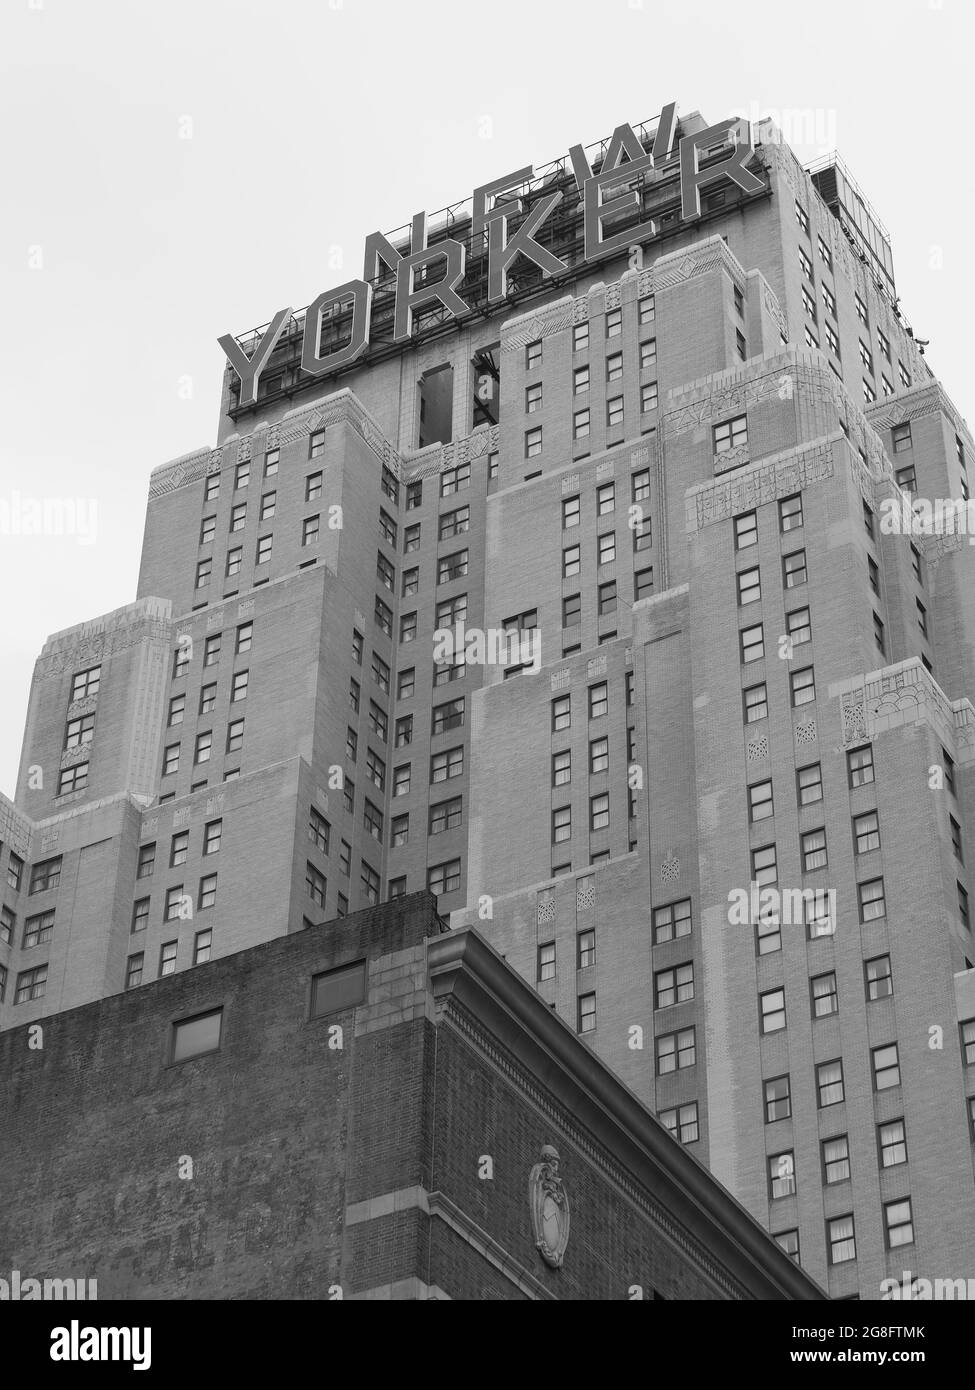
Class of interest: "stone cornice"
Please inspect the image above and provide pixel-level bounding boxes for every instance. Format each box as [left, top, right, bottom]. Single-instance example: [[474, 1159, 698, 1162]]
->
[[425, 927, 827, 1301]]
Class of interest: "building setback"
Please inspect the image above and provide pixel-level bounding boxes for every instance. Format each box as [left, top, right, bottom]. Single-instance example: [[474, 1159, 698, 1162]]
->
[[0, 895, 823, 1300], [1, 105, 975, 1299]]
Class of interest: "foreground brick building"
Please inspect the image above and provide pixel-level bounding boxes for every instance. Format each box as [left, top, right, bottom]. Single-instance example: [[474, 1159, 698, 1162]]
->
[[0, 895, 822, 1300], [2, 101, 974, 1298]]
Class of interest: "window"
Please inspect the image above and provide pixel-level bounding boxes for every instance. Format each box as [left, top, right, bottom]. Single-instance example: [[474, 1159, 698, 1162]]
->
[[737, 567, 761, 606], [734, 511, 758, 551], [607, 396, 624, 429], [401, 566, 419, 598], [640, 382, 658, 414], [438, 550, 468, 584], [764, 1075, 791, 1123], [302, 515, 320, 547], [752, 843, 777, 888], [195, 558, 212, 589], [656, 1027, 695, 1073], [873, 1043, 901, 1091], [439, 506, 469, 540], [817, 1059, 845, 1107], [847, 745, 874, 788], [234, 460, 250, 488], [225, 545, 243, 578], [944, 748, 957, 796], [573, 322, 590, 352], [589, 736, 609, 776], [23, 910, 54, 950], [203, 820, 222, 856], [159, 939, 178, 975], [782, 550, 807, 588], [884, 1199, 914, 1250], [204, 473, 220, 502], [873, 612, 886, 655], [562, 544, 581, 579], [743, 683, 768, 723], [827, 1215, 856, 1267], [811, 971, 838, 1019], [392, 764, 410, 798], [171, 1008, 222, 1063], [376, 553, 395, 592], [430, 746, 463, 783], [231, 670, 248, 703], [795, 200, 809, 233], [801, 286, 817, 320], [229, 502, 247, 534], [551, 749, 571, 788], [58, 764, 88, 796], [865, 954, 892, 1001], [597, 581, 617, 616], [852, 809, 880, 856], [29, 857, 61, 895], [306, 861, 327, 910], [137, 842, 155, 880], [404, 480, 423, 513], [0, 906, 13, 946], [193, 731, 212, 766], [432, 698, 465, 736], [69, 664, 100, 700], [862, 499, 875, 539], [429, 796, 462, 835], [660, 1103, 699, 1145], [441, 462, 470, 496], [634, 568, 654, 601], [638, 295, 655, 325], [859, 340, 874, 375], [790, 667, 815, 707], [367, 702, 387, 743], [801, 828, 828, 872], [589, 792, 610, 832], [260, 491, 276, 522], [198, 874, 217, 910], [562, 495, 580, 530], [826, 321, 840, 357], [597, 532, 616, 567], [858, 877, 886, 922], [775, 1230, 799, 1263], [588, 683, 608, 720], [577, 929, 595, 970], [562, 594, 581, 630], [375, 596, 393, 637], [653, 899, 691, 945], [756, 909, 780, 957], [605, 308, 622, 338], [898, 360, 911, 389], [632, 517, 651, 553], [365, 749, 386, 792], [371, 653, 390, 694], [654, 962, 694, 1009], [597, 482, 615, 515], [879, 1119, 907, 1168], [396, 666, 415, 702], [169, 830, 190, 868], [769, 1151, 796, 1200], [760, 987, 786, 1034], [204, 634, 221, 666], [868, 555, 880, 597], [796, 763, 822, 807], [193, 929, 212, 965], [525, 427, 543, 458], [749, 780, 774, 823], [573, 364, 590, 395], [14, 964, 48, 1004], [640, 339, 657, 371], [740, 623, 764, 664], [126, 954, 144, 990], [526, 339, 542, 370], [363, 799, 384, 844], [804, 326, 819, 350], [427, 859, 461, 895], [537, 942, 556, 983], [786, 607, 811, 647]]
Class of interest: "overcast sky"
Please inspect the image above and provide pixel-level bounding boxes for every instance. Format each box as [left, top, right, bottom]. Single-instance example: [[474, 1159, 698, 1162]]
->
[[1, 0, 972, 795]]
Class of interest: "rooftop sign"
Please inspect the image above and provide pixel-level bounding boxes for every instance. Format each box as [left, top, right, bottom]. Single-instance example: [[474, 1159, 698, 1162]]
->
[[219, 103, 764, 406]]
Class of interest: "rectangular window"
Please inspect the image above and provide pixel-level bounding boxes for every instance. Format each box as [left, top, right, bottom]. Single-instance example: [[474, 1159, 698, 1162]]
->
[[607, 396, 624, 429], [786, 607, 811, 647], [573, 322, 590, 352], [734, 511, 758, 551], [597, 580, 617, 616], [392, 765, 410, 797], [822, 1135, 850, 1185], [749, 780, 774, 823], [811, 971, 838, 1018], [589, 683, 608, 720], [743, 683, 768, 723], [58, 764, 89, 796], [858, 877, 886, 922], [573, 364, 590, 395], [653, 899, 692, 945], [430, 746, 464, 783], [817, 1059, 845, 1108], [427, 859, 461, 895], [438, 506, 469, 540], [640, 381, 658, 414], [577, 929, 595, 970], [740, 623, 764, 664], [828, 1214, 856, 1265], [589, 792, 610, 832], [760, 987, 786, 1034], [126, 953, 144, 989], [577, 993, 597, 1033], [790, 667, 815, 707], [764, 1075, 791, 1123], [159, 939, 178, 975], [884, 1199, 914, 1250], [29, 856, 62, 894], [429, 796, 462, 835], [782, 550, 807, 588], [525, 427, 543, 458], [634, 567, 654, 601], [796, 762, 822, 807], [537, 942, 556, 983], [195, 558, 212, 589], [853, 810, 881, 856], [441, 463, 471, 497], [172, 1007, 222, 1062], [801, 827, 828, 872], [562, 593, 581, 630], [654, 962, 694, 1010], [193, 929, 212, 965], [769, 1151, 796, 1200], [737, 567, 761, 606], [374, 596, 393, 637], [656, 1027, 695, 1074], [873, 1043, 901, 1091], [879, 1119, 907, 1168], [432, 698, 465, 736], [526, 340, 542, 370], [847, 744, 874, 788], [597, 483, 615, 516], [865, 954, 893, 1001], [23, 910, 54, 950], [204, 474, 220, 502], [660, 1103, 699, 1145], [15, 964, 48, 1004]]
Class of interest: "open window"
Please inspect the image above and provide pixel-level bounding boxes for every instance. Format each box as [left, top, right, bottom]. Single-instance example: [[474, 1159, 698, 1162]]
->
[[417, 364, 453, 448], [471, 342, 500, 429]]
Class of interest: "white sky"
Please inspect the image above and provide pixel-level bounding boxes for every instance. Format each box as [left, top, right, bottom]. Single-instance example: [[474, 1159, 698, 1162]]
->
[[1, 0, 973, 795]]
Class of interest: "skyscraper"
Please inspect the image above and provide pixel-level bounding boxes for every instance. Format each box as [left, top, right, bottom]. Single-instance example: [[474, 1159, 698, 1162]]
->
[[3, 103, 974, 1299]]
